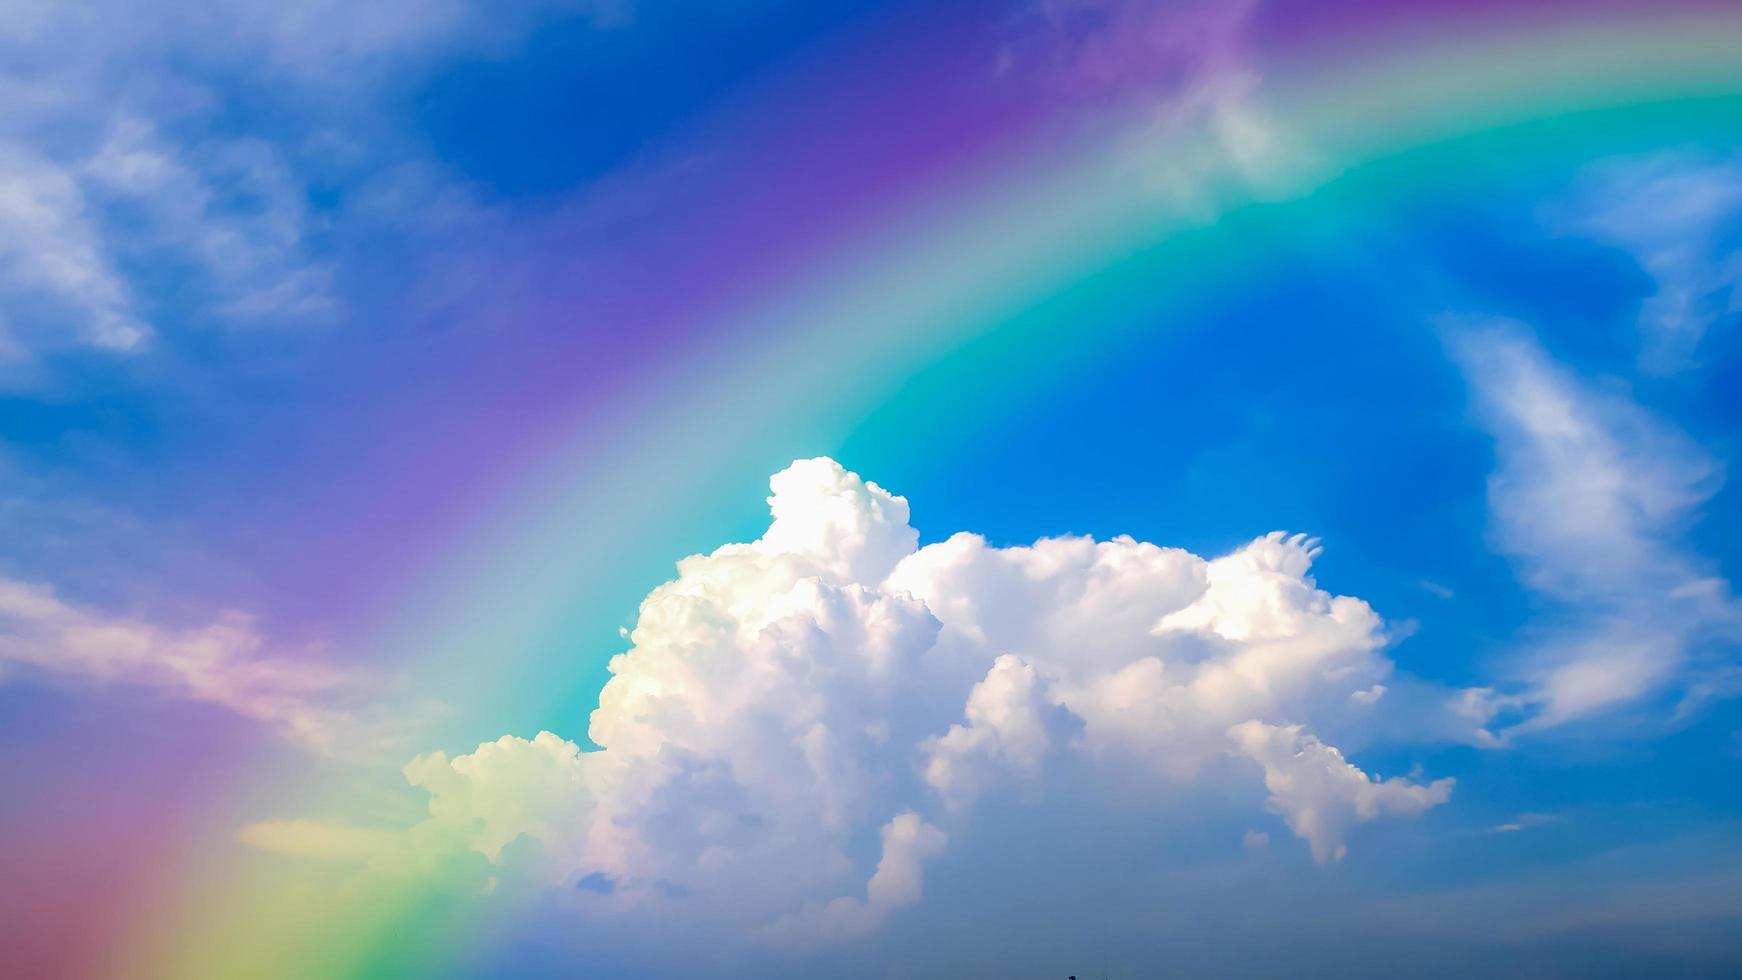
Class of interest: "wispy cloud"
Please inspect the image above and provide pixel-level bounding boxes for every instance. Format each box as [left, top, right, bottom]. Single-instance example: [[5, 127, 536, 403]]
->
[[1002, 0, 1309, 215], [1489, 811, 1564, 834], [1418, 580, 1455, 600], [1006, 0, 1258, 97], [81, 116, 338, 323], [0, 0, 621, 371], [0, 147, 146, 359], [1560, 152, 1742, 374], [1447, 319, 1738, 736], [0, 578, 427, 758]]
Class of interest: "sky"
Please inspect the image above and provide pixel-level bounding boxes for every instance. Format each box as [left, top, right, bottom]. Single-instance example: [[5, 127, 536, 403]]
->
[[1, 1, 1740, 977]]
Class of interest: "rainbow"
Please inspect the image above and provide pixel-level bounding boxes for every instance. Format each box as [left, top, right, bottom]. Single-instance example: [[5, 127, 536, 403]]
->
[[115, 4, 1742, 976]]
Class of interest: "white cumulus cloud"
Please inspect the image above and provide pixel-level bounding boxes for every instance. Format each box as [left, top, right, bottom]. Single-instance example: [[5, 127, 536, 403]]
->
[[350, 457, 1449, 943], [1231, 720, 1453, 863]]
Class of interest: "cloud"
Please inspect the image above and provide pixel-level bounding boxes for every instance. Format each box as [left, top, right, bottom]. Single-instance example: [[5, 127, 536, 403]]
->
[[1447, 320, 1738, 734], [0, 112, 340, 371], [236, 819, 398, 862], [80, 116, 338, 323], [1418, 580, 1455, 600], [763, 812, 948, 943], [1004, 0, 1308, 213], [0, 66, 324, 366], [402, 731, 596, 861], [0, 0, 622, 77], [1563, 152, 1742, 373], [0, 0, 622, 369], [347, 458, 1448, 945], [0, 578, 419, 756], [1231, 720, 1453, 863], [921, 653, 1074, 812], [0, 147, 146, 359], [1489, 812, 1562, 834], [1008, 0, 1258, 97]]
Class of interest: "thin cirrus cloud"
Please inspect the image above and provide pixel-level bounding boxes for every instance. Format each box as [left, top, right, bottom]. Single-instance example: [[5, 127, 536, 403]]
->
[[1010, 0, 1309, 214], [0, 577, 422, 758], [0, 0, 624, 370], [0, 146, 145, 358], [1561, 152, 1742, 374], [1446, 319, 1737, 737], [1489, 812, 1563, 834], [78, 116, 339, 323], [0, 120, 326, 369], [0, 0, 1295, 371], [246, 457, 1453, 944]]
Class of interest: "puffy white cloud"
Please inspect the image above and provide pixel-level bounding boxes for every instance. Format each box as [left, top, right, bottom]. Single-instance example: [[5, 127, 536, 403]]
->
[[0, 577, 417, 756], [922, 654, 1069, 812], [386, 458, 1448, 941], [1447, 320, 1738, 734], [1230, 720, 1453, 864], [764, 812, 948, 943], [404, 732, 601, 861], [755, 456, 918, 585]]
